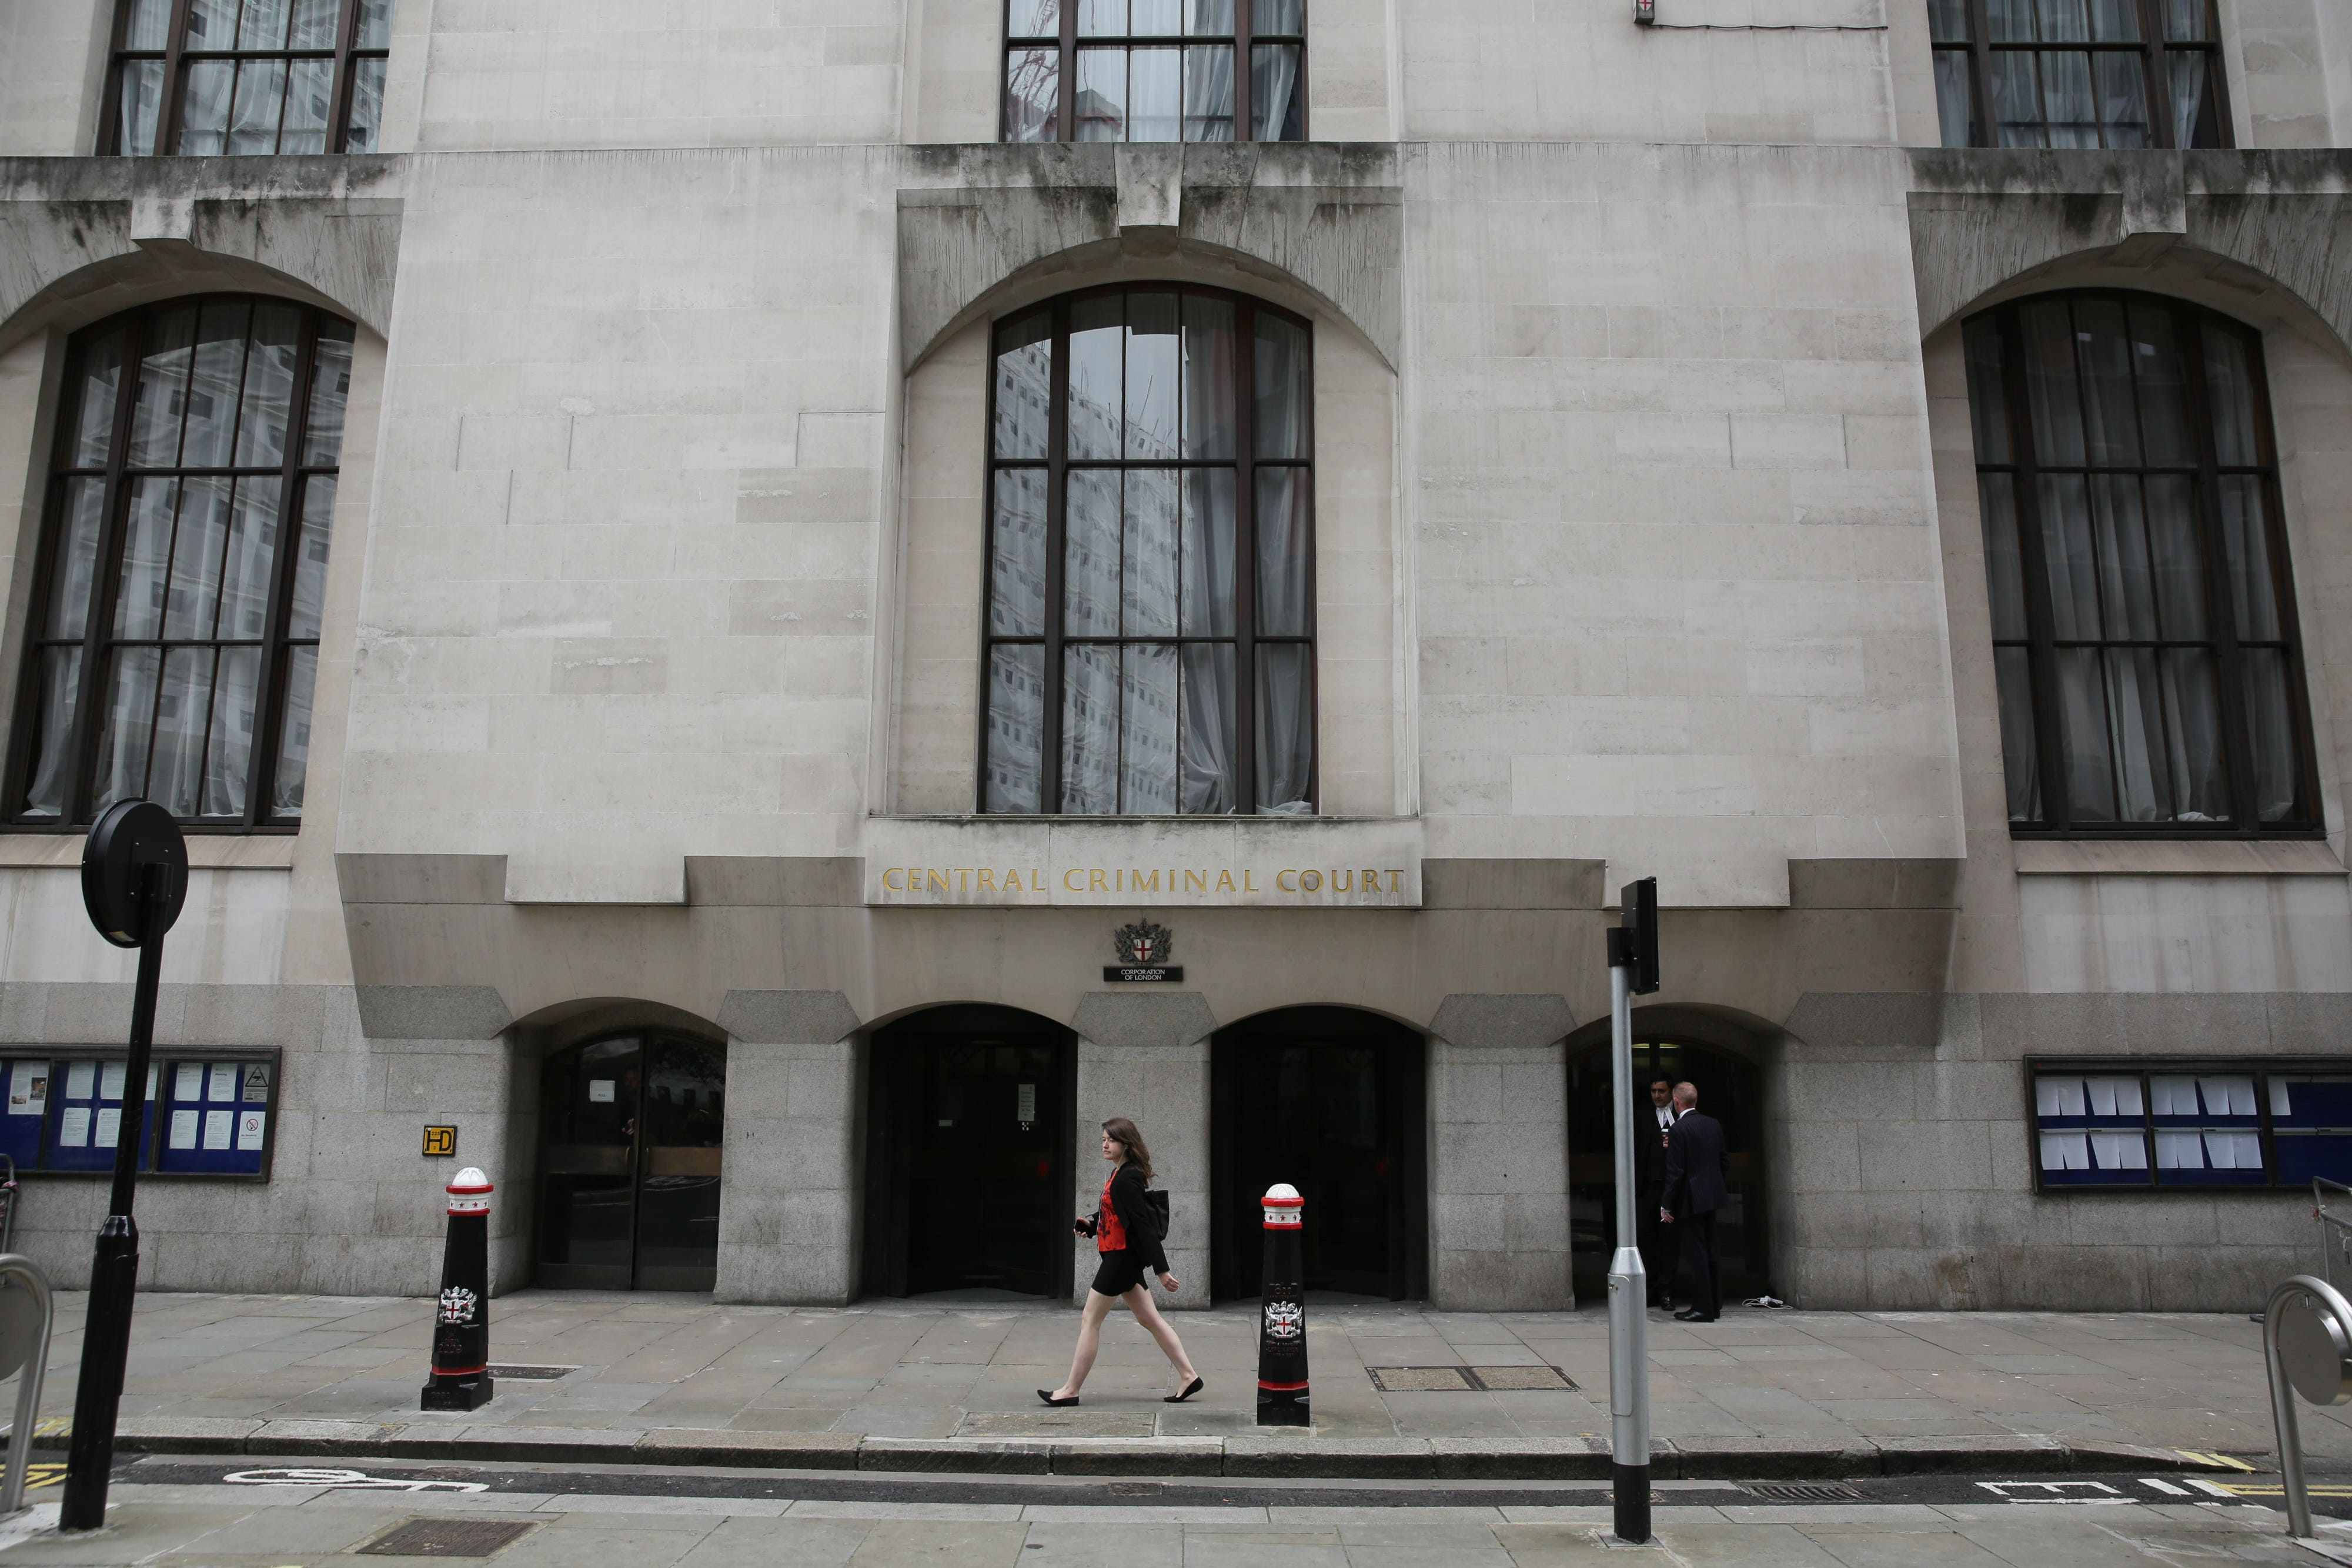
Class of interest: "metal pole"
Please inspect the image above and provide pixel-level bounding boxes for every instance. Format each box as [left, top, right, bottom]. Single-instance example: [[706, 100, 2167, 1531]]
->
[[60, 862, 166, 1531], [0, 1258, 54, 1518], [2263, 1283, 2314, 1538], [1605, 955, 1650, 1544]]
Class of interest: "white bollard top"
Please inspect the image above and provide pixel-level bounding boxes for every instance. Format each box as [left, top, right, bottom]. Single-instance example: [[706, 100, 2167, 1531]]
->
[[1264, 1183, 1301, 1202], [450, 1166, 491, 1192]]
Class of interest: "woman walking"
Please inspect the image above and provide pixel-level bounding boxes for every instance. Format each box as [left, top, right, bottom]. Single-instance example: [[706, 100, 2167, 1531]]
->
[[1038, 1118, 1204, 1406]]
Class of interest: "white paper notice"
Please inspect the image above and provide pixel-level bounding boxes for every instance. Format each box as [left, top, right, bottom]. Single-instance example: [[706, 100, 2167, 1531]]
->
[[168, 1109, 198, 1150], [175, 1064, 203, 1102], [93, 1108, 119, 1148], [2273, 1079, 2295, 1117], [66, 1061, 95, 1101], [202, 1111, 231, 1150], [208, 1064, 237, 1102], [101, 1062, 126, 1101], [2085, 1076, 2143, 1117], [2156, 1131, 2203, 1169], [2151, 1076, 2196, 1116], [2200, 1075, 2254, 1116], [1017, 1083, 1035, 1122], [8, 1062, 45, 1116], [2039, 1131, 2089, 1171], [2206, 1131, 2263, 1169], [236, 1111, 265, 1151], [2035, 1078, 2085, 1117], [588, 1079, 616, 1104], [58, 1106, 89, 1148], [2089, 1131, 2146, 1170]]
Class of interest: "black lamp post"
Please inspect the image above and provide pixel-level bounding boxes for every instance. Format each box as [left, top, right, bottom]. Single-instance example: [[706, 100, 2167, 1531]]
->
[[60, 800, 186, 1532]]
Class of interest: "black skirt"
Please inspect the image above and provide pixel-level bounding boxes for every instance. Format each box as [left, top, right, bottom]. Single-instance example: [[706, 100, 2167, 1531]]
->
[[1089, 1248, 1151, 1297]]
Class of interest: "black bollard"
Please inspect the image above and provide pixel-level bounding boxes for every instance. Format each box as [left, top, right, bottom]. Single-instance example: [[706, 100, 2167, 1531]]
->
[[420, 1168, 496, 1412], [62, 803, 186, 1532], [1257, 1183, 1308, 1426]]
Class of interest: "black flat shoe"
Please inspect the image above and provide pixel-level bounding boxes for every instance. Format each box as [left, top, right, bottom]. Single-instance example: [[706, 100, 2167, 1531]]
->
[[1673, 1309, 1703, 1322], [1164, 1376, 1205, 1404], [1037, 1389, 1080, 1406]]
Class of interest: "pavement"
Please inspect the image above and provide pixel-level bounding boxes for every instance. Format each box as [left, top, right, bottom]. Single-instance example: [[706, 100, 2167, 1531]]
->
[[6, 1290, 2348, 1480], [3, 1467, 2352, 1568]]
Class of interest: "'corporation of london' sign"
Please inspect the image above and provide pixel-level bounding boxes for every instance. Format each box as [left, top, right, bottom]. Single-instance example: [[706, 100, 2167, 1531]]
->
[[864, 818, 1422, 908]]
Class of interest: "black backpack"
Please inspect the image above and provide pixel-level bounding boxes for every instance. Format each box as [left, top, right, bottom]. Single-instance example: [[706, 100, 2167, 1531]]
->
[[1142, 1188, 1170, 1243]]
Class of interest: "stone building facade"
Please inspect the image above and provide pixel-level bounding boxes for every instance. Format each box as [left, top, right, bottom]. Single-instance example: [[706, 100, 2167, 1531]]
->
[[0, 0, 2345, 1313]]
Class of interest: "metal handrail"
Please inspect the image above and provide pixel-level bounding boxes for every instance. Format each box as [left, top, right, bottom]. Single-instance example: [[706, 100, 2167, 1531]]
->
[[2314, 1178, 2352, 1289], [0, 1255, 53, 1517]]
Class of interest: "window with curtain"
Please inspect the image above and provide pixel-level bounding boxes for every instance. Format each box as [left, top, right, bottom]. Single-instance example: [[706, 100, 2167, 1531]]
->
[[983, 286, 1315, 816], [1003, 0, 1304, 144], [1963, 293, 2313, 836], [105, 0, 393, 156], [8, 297, 353, 830], [1927, 0, 2227, 149]]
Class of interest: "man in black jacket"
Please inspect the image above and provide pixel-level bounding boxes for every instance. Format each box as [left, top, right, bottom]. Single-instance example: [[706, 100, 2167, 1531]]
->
[[1635, 1078, 1678, 1309], [1659, 1081, 1729, 1322]]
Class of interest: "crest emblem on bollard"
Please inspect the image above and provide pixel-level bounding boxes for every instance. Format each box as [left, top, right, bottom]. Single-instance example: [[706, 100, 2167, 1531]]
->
[[437, 1286, 477, 1325], [1264, 1298, 1303, 1340]]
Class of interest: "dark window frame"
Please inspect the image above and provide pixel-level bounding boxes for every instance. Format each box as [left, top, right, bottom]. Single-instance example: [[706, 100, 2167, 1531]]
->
[[1969, 289, 2319, 839], [978, 282, 1317, 817], [99, 0, 392, 157], [2024, 1057, 2352, 1195], [1001, 0, 1307, 143], [5, 295, 350, 834], [1930, 0, 2230, 150]]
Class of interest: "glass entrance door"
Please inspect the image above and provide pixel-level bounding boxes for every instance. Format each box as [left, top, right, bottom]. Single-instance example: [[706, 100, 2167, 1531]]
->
[[1212, 1009, 1427, 1300], [864, 1007, 1075, 1300], [536, 1034, 726, 1290], [905, 1038, 1064, 1295]]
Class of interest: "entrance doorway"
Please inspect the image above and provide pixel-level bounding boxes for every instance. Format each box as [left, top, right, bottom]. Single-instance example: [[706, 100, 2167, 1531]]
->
[[1569, 1038, 1767, 1303], [1211, 1008, 1426, 1301], [535, 1032, 727, 1290], [864, 1007, 1075, 1299]]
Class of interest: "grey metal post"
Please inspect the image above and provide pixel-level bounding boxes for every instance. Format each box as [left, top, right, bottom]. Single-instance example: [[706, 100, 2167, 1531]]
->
[[0, 1255, 54, 1518], [2262, 1272, 2352, 1540], [1605, 957, 1649, 1542]]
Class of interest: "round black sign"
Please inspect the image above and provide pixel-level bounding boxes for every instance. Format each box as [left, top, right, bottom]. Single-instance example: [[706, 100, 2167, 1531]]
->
[[80, 800, 188, 949]]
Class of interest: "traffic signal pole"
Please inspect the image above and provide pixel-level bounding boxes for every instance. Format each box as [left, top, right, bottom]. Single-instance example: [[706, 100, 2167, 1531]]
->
[[1605, 877, 1659, 1544]]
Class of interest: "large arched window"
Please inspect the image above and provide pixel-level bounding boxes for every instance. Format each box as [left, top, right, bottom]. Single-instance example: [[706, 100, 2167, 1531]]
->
[[1963, 292, 2315, 835], [9, 297, 354, 829], [983, 286, 1314, 815], [104, 0, 392, 156], [1003, 1, 1304, 143]]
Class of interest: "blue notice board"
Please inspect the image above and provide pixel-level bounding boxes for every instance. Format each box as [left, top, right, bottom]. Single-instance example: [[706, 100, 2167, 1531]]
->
[[0, 1059, 48, 1172], [41, 1058, 158, 1174], [153, 1058, 272, 1176]]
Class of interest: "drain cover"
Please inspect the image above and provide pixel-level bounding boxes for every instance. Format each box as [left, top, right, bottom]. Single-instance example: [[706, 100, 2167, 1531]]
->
[[1468, 1365, 1578, 1392], [359, 1519, 535, 1557], [484, 1365, 576, 1380], [1365, 1365, 1580, 1393], [1740, 1481, 1866, 1503], [1367, 1366, 1476, 1392], [1107, 1482, 1165, 1496]]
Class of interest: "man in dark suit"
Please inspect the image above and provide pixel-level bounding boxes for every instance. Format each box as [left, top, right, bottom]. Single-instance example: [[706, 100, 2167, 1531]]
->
[[1659, 1081, 1729, 1322], [1634, 1078, 1679, 1309]]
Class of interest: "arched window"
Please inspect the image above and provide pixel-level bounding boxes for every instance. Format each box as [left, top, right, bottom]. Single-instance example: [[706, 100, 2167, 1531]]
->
[[983, 286, 1314, 815], [9, 297, 355, 828], [1963, 292, 2314, 835], [1003, 1, 1304, 144], [1928, 0, 2227, 150], [105, 0, 392, 156]]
